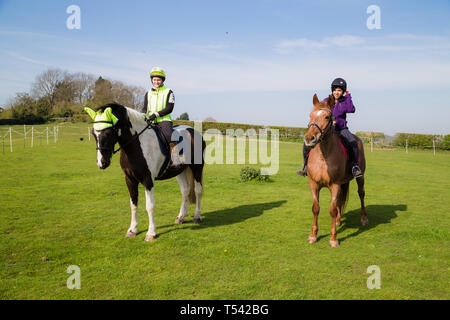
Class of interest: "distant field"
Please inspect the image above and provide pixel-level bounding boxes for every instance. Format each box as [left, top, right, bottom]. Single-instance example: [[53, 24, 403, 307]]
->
[[0, 123, 449, 299]]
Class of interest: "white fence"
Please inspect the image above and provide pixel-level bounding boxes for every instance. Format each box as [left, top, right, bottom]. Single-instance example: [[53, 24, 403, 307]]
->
[[0, 124, 92, 154]]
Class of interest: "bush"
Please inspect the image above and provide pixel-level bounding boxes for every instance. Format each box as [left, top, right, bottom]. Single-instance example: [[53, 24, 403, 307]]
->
[[240, 166, 270, 182]]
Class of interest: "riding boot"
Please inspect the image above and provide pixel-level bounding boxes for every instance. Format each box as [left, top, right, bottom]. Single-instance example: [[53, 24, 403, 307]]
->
[[169, 141, 183, 166], [297, 143, 311, 176], [350, 141, 363, 178]]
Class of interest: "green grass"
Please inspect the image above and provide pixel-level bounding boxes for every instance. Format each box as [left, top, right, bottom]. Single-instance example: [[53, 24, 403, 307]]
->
[[0, 123, 449, 300]]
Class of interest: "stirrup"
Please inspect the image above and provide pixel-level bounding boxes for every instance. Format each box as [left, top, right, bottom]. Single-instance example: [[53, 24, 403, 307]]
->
[[352, 165, 363, 178], [297, 166, 307, 177]]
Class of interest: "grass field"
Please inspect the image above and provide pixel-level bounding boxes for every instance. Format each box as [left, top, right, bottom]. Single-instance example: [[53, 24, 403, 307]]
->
[[0, 123, 449, 300]]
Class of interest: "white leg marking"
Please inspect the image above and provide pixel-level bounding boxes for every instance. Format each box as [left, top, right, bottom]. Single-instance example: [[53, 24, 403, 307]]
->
[[176, 170, 190, 223], [145, 188, 157, 239], [127, 198, 138, 235], [194, 180, 203, 222]]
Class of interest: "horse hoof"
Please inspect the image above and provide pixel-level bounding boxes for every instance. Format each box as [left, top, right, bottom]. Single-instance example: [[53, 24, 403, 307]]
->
[[144, 234, 157, 242], [361, 219, 369, 226], [329, 240, 339, 248], [308, 237, 317, 244], [193, 217, 202, 224], [126, 231, 137, 238], [175, 217, 184, 225], [336, 222, 341, 227]]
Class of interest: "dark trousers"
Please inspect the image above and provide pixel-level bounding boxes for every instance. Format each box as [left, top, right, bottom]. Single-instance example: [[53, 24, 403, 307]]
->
[[156, 121, 173, 146], [302, 129, 359, 167]]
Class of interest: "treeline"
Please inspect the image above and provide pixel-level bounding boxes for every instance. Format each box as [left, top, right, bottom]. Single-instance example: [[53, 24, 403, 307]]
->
[[393, 133, 450, 150], [0, 68, 146, 123], [173, 120, 307, 140]]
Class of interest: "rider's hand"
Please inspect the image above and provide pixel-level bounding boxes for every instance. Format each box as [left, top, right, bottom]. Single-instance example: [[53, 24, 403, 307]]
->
[[146, 114, 157, 123]]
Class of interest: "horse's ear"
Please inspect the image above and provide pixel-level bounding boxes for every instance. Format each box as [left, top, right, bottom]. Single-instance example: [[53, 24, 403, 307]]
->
[[313, 94, 320, 106], [84, 107, 97, 120], [327, 94, 335, 109]]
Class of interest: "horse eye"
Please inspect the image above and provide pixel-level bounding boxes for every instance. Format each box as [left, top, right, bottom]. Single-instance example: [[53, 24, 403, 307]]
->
[[325, 116, 330, 120]]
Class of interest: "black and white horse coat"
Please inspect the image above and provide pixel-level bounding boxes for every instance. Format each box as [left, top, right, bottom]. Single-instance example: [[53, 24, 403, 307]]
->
[[92, 103, 205, 241]]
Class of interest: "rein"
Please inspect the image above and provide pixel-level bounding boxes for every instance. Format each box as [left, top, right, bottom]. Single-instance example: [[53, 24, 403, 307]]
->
[[94, 120, 154, 155], [308, 108, 333, 143]]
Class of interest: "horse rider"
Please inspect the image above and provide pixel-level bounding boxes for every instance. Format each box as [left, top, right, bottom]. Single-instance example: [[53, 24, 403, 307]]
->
[[297, 78, 363, 178], [139, 67, 182, 165]]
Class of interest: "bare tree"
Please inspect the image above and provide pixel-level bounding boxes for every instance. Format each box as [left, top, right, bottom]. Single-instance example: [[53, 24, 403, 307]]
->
[[31, 68, 64, 108]]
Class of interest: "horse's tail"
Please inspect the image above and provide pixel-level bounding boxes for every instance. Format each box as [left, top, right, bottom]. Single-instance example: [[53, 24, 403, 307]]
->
[[186, 166, 199, 204], [338, 182, 350, 213]]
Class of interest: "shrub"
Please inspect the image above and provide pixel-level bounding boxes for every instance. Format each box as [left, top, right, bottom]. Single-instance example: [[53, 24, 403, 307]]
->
[[240, 166, 270, 182]]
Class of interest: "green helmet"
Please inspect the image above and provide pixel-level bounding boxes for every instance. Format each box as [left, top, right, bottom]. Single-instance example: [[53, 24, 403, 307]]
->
[[150, 67, 166, 81]]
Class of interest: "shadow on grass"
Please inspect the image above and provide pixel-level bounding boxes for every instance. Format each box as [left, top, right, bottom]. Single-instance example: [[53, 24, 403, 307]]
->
[[338, 204, 407, 243], [314, 204, 407, 243], [156, 200, 287, 236]]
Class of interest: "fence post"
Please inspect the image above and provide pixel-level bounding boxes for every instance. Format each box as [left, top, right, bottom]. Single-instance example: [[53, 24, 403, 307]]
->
[[371, 137, 373, 152], [31, 126, 34, 148], [10, 127, 12, 152], [433, 138, 436, 156], [46, 127, 49, 145], [406, 139, 408, 154], [54, 126, 57, 144], [24, 124, 26, 148]]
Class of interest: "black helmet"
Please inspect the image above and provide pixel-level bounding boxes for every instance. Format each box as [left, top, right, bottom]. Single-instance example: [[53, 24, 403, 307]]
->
[[331, 78, 347, 92]]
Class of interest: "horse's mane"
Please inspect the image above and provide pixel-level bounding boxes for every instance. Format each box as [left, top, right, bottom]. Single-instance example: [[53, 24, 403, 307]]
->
[[95, 103, 145, 127]]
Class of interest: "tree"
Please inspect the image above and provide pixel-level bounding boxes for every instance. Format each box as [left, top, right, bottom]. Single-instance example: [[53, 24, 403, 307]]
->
[[93, 76, 114, 106], [204, 117, 217, 122], [31, 68, 64, 109], [177, 112, 189, 120]]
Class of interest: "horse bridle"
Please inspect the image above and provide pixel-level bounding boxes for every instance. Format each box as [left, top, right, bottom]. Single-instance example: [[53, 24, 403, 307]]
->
[[307, 108, 334, 143], [94, 120, 154, 155]]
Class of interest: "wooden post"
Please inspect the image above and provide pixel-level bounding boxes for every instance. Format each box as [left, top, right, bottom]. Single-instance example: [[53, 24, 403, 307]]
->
[[406, 139, 408, 154], [46, 127, 49, 145], [10, 128, 12, 152], [371, 137, 374, 152], [24, 124, 26, 148], [31, 126, 34, 148], [54, 126, 57, 143], [433, 138, 436, 156]]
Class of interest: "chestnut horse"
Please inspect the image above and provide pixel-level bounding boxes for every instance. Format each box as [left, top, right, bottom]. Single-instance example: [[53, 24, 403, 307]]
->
[[304, 94, 368, 247]]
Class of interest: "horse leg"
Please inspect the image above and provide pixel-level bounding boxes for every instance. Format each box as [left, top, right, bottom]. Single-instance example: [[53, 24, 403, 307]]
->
[[175, 170, 190, 225], [193, 178, 203, 223], [329, 184, 340, 247], [144, 187, 157, 242], [308, 180, 320, 244], [125, 175, 138, 238], [336, 182, 349, 227], [357, 176, 368, 226]]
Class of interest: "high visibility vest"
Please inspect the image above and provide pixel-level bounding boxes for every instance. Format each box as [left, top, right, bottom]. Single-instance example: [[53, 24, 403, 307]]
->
[[147, 86, 172, 123]]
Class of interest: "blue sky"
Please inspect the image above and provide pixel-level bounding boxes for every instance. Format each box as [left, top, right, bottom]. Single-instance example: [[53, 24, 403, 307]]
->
[[1, 0, 450, 135]]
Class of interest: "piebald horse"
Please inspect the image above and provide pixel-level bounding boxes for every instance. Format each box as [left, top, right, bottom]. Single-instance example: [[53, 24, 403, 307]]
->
[[304, 94, 368, 247], [88, 103, 205, 242]]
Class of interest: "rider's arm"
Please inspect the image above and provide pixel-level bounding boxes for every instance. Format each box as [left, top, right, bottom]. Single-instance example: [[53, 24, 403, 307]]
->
[[341, 93, 355, 114]]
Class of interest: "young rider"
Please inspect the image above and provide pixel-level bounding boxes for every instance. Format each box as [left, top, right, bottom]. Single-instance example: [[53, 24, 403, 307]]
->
[[297, 78, 363, 178]]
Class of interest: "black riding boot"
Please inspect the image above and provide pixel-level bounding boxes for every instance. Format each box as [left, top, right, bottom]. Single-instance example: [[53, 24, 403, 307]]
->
[[349, 141, 363, 178], [297, 143, 311, 176]]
